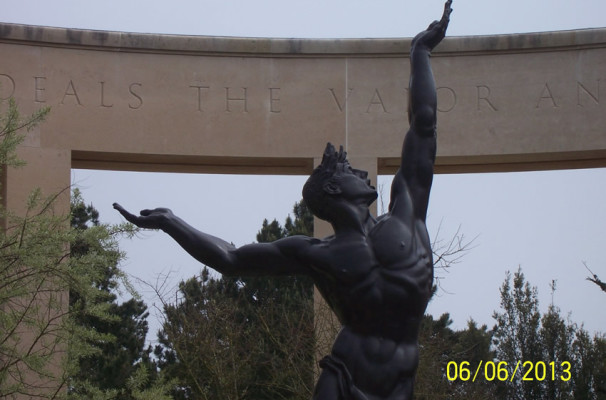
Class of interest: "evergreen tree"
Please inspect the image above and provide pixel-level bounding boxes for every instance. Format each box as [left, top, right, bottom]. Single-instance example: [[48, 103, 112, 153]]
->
[[492, 268, 606, 400], [155, 200, 314, 399], [154, 268, 255, 400], [593, 335, 606, 398], [415, 313, 458, 399], [539, 281, 575, 400], [492, 268, 543, 400], [571, 328, 606, 400], [415, 314, 495, 399], [234, 200, 314, 398], [68, 190, 165, 399]]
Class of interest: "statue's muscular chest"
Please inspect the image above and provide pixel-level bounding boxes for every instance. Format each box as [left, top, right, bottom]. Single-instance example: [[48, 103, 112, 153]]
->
[[317, 217, 430, 302]]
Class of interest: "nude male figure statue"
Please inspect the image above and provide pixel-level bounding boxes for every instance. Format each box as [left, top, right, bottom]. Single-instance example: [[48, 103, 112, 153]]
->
[[114, 2, 452, 398]]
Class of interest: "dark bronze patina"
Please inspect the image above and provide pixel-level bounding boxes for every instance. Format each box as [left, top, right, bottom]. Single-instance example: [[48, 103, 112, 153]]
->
[[115, 2, 452, 398]]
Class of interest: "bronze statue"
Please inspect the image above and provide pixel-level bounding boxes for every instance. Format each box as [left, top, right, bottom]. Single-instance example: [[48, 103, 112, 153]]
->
[[114, 2, 452, 398]]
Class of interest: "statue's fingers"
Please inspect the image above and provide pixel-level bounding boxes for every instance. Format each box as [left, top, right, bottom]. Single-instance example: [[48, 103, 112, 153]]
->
[[113, 204, 141, 224], [113, 203, 131, 217], [443, 1, 453, 20]]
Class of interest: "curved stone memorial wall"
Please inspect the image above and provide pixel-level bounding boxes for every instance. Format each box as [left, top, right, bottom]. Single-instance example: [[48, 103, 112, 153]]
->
[[1, 23, 604, 209]]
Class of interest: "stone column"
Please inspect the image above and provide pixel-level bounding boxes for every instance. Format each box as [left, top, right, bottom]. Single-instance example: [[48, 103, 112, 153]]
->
[[5, 146, 71, 214], [3, 145, 71, 399]]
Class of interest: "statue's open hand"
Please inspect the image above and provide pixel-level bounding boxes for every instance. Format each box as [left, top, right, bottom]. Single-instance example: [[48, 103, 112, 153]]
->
[[113, 203, 173, 230], [412, 0, 452, 51]]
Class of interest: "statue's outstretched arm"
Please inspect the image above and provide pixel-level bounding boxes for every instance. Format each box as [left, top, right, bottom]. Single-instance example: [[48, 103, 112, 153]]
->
[[389, 0, 452, 222], [113, 203, 312, 276]]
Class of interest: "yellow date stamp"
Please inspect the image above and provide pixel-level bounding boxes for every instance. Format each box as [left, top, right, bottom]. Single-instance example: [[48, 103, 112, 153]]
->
[[446, 360, 572, 382]]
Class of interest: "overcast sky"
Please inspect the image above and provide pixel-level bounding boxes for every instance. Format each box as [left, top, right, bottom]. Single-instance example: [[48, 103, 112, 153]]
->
[[3, 0, 605, 340]]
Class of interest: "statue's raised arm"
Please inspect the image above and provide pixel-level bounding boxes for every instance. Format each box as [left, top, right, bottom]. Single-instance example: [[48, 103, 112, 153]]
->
[[388, 0, 452, 222]]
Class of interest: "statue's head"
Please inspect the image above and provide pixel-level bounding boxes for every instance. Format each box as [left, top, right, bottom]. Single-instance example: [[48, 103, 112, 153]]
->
[[303, 143, 377, 223]]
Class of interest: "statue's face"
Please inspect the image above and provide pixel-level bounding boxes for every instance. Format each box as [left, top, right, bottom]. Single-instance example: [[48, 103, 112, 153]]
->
[[333, 163, 377, 205]]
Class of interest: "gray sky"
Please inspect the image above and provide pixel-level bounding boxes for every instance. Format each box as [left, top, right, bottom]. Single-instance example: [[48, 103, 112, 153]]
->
[[3, 0, 605, 339]]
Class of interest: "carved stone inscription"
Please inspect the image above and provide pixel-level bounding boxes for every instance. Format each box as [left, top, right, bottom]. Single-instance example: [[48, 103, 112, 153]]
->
[[1, 35, 604, 162], [1, 74, 602, 115]]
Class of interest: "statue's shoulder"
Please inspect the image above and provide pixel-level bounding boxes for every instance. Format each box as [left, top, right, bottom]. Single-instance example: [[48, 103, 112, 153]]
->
[[302, 234, 337, 260], [270, 235, 323, 260], [285, 234, 325, 245]]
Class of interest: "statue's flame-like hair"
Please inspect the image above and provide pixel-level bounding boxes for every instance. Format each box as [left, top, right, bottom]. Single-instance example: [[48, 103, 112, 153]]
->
[[302, 143, 349, 222]]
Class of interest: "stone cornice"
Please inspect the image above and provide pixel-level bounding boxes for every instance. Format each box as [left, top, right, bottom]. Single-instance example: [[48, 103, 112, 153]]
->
[[1, 22, 605, 57]]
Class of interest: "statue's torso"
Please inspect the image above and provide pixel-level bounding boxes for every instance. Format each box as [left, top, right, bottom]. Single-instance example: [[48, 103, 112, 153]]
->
[[311, 213, 433, 398], [313, 214, 433, 334]]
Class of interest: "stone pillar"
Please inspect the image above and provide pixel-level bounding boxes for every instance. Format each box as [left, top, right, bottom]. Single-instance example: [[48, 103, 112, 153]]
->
[[5, 146, 71, 214], [3, 145, 71, 399]]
